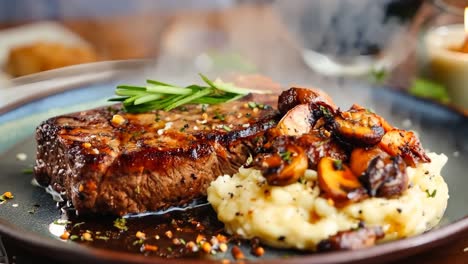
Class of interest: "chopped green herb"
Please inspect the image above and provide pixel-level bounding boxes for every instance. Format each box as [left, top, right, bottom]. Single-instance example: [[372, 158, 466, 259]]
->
[[113, 218, 128, 231], [53, 219, 71, 225], [333, 160, 343, 170], [425, 189, 437, 198], [245, 113, 252, 118], [247, 101, 269, 109], [279, 151, 292, 162], [133, 239, 144, 246], [179, 238, 186, 245], [70, 235, 79, 241], [106, 106, 119, 115], [319, 105, 333, 119], [96, 236, 110, 241], [222, 125, 232, 132], [248, 102, 258, 109], [167, 247, 173, 252], [180, 123, 190, 132], [214, 111, 225, 121]]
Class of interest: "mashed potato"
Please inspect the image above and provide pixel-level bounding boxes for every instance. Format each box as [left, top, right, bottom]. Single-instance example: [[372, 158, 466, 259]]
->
[[207, 152, 448, 250]]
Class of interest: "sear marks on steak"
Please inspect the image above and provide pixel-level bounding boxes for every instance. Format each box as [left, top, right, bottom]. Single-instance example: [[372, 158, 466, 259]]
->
[[34, 93, 279, 216]]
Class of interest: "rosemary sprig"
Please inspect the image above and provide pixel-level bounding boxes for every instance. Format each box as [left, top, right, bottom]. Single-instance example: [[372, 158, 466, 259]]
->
[[109, 74, 271, 113]]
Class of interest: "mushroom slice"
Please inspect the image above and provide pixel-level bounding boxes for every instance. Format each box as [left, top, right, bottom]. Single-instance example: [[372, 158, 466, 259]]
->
[[349, 147, 387, 177], [349, 104, 393, 132], [253, 138, 308, 186], [317, 225, 385, 251], [277, 104, 314, 136], [332, 109, 385, 147], [278, 87, 337, 115], [297, 132, 348, 169], [360, 155, 408, 198], [317, 157, 367, 202], [379, 129, 430, 167]]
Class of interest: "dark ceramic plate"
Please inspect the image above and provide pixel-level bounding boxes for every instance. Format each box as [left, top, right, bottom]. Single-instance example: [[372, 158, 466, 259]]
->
[[0, 61, 467, 264]]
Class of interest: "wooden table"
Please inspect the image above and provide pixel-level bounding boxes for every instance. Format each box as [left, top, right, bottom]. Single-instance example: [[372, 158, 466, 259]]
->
[[0, 3, 466, 264]]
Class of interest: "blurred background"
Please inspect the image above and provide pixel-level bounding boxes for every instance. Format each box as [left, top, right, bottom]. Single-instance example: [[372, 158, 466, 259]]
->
[[0, 0, 466, 110]]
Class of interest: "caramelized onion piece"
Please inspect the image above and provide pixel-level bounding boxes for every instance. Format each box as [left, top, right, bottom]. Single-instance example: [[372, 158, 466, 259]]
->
[[317, 225, 385, 251], [253, 139, 308, 186], [277, 104, 314, 136], [332, 109, 385, 147], [379, 129, 430, 167], [360, 155, 408, 198], [278, 87, 337, 115], [317, 157, 367, 202]]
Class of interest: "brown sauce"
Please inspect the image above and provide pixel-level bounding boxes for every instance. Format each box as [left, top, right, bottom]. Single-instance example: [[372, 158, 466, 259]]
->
[[62, 203, 233, 258]]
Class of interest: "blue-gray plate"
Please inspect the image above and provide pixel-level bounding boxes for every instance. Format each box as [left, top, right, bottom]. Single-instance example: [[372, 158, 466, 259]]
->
[[0, 61, 467, 264]]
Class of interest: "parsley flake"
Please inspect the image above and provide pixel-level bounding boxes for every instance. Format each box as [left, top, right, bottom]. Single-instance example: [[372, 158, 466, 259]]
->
[[114, 218, 128, 231], [425, 189, 437, 198]]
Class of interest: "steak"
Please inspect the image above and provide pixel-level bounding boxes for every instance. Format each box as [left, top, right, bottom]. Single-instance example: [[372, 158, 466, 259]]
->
[[34, 93, 279, 216]]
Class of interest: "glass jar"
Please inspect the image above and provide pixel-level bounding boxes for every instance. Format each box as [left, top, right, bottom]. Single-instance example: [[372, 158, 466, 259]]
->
[[418, 0, 467, 109]]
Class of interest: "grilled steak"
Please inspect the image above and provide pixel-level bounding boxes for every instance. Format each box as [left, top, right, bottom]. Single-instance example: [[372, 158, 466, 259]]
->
[[34, 93, 279, 216]]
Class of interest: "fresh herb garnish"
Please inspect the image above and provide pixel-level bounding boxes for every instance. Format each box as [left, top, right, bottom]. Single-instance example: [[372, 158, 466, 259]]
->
[[279, 151, 292, 162], [248, 102, 258, 109], [425, 189, 437, 198], [222, 125, 232, 132], [133, 239, 144, 246], [180, 124, 189, 132], [319, 105, 333, 119], [214, 111, 225, 121], [53, 219, 71, 225], [109, 74, 271, 113], [333, 160, 343, 170], [96, 236, 110, 241], [113, 217, 128, 231], [247, 101, 269, 110]]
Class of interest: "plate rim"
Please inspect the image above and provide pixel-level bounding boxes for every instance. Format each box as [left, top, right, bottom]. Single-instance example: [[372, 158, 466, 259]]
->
[[0, 60, 467, 263], [0, 216, 467, 264], [0, 59, 153, 115]]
